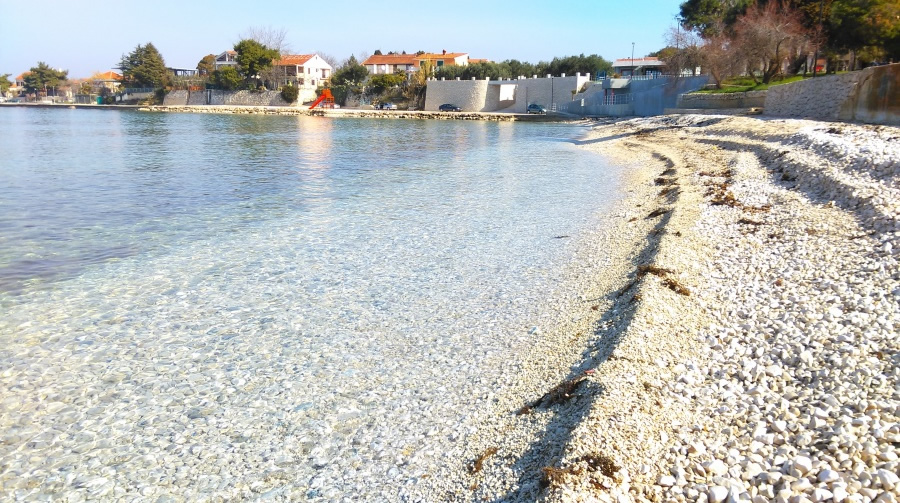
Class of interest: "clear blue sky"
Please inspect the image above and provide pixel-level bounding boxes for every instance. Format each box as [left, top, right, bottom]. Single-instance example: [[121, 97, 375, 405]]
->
[[1, 0, 683, 79]]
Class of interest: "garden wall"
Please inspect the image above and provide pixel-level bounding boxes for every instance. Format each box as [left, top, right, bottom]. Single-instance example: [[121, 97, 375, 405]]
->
[[676, 91, 766, 109], [764, 64, 899, 125]]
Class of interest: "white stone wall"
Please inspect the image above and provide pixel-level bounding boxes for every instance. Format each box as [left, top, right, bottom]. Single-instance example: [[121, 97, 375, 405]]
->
[[423, 79, 489, 111], [424, 75, 590, 113]]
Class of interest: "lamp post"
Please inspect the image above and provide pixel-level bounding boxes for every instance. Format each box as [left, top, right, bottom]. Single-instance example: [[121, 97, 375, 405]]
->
[[631, 42, 635, 77]]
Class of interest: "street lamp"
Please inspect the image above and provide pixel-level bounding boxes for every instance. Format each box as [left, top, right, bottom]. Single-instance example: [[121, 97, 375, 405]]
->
[[631, 42, 635, 77]]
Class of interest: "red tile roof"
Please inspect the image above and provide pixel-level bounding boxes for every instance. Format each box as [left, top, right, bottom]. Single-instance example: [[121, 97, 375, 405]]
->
[[93, 71, 122, 81], [276, 54, 315, 66], [417, 52, 467, 61], [362, 54, 418, 66]]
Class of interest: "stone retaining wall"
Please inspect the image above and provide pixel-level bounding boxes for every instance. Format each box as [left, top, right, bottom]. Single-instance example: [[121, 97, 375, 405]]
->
[[764, 64, 899, 125], [676, 91, 766, 109], [209, 90, 291, 107], [187, 91, 206, 106], [163, 90, 189, 106]]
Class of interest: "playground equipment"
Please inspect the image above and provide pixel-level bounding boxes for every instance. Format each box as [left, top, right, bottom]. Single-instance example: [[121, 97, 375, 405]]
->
[[308, 89, 334, 109]]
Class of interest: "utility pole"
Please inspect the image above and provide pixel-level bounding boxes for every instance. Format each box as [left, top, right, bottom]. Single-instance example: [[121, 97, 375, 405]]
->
[[631, 42, 635, 77]]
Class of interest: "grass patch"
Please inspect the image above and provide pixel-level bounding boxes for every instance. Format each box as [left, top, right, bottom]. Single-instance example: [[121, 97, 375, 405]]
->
[[694, 75, 808, 94]]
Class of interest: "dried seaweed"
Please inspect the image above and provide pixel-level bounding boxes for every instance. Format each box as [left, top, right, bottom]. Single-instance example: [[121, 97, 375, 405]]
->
[[470, 447, 498, 474], [520, 376, 588, 414], [540, 454, 620, 489], [541, 466, 570, 488], [663, 277, 691, 296], [658, 185, 679, 197], [647, 208, 669, 219], [638, 264, 673, 277], [738, 218, 763, 226], [577, 454, 620, 477]]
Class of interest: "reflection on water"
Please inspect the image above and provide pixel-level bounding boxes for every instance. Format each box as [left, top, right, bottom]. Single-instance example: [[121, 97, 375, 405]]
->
[[0, 109, 608, 301]]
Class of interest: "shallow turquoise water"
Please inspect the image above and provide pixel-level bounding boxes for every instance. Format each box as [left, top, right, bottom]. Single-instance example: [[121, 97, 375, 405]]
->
[[0, 107, 623, 499]]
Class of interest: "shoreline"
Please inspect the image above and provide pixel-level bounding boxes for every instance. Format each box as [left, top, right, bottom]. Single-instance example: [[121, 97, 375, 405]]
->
[[419, 115, 898, 502], [0, 102, 569, 121]]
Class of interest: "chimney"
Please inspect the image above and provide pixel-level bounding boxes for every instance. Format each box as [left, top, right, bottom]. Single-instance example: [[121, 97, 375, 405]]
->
[[442, 49, 446, 55]]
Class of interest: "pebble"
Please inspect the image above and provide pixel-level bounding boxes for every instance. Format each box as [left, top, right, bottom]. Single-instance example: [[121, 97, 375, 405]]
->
[[561, 116, 899, 503]]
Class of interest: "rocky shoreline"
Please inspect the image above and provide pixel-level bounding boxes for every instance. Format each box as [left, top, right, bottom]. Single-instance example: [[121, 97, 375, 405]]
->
[[141, 105, 539, 121], [428, 115, 897, 503]]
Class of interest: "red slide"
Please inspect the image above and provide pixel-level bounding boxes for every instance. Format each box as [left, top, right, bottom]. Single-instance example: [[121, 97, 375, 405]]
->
[[309, 89, 334, 109]]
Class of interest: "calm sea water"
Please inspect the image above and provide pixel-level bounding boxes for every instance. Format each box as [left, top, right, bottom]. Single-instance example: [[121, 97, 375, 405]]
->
[[0, 107, 622, 499]]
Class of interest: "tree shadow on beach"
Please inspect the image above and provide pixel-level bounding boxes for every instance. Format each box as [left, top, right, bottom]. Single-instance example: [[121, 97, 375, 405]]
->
[[694, 137, 886, 235], [484, 206, 676, 502]]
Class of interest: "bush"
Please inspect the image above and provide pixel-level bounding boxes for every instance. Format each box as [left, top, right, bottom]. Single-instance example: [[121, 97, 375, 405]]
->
[[281, 84, 299, 103]]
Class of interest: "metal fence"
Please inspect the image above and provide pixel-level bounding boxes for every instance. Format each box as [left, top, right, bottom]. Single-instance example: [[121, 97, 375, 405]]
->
[[601, 94, 634, 105]]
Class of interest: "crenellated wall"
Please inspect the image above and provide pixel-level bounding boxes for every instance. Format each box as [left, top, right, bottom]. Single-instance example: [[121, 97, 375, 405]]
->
[[423, 75, 590, 112]]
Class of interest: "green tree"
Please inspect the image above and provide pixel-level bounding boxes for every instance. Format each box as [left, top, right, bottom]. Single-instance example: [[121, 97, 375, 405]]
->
[[828, 0, 900, 63], [212, 66, 243, 90], [331, 55, 368, 86], [368, 72, 405, 95], [197, 54, 216, 76], [233, 39, 280, 88], [0, 73, 11, 95], [23, 62, 68, 95], [120, 43, 169, 88], [280, 83, 299, 102], [679, 0, 753, 36], [502, 59, 537, 78]]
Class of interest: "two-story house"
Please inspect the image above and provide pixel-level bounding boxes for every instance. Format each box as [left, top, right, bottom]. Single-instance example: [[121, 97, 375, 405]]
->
[[274, 54, 333, 88]]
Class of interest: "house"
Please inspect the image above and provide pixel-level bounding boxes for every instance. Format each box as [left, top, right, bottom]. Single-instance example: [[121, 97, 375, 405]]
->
[[416, 50, 469, 70], [362, 53, 419, 76], [91, 71, 122, 92], [273, 54, 333, 88], [214, 50, 238, 71], [612, 57, 666, 77], [11, 72, 29, 95]]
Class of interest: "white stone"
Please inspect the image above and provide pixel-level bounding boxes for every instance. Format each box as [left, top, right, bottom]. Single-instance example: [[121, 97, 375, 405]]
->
[[709, 485, 729, 503], [818, 469, 841, 484], [791, 456, 813, 476]]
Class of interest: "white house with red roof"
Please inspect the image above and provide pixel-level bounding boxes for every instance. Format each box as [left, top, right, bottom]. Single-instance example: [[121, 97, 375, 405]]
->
[[362, 53, 419, 75], [273, 54, 332, 88], [416, 50, 469, 70], [363, 50, 474, 76]]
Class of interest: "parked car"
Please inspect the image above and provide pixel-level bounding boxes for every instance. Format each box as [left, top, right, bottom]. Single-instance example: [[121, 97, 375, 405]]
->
[[378, 102, 397, 110], [526, 103, 547, 114], [439, 103, 461, 112]]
